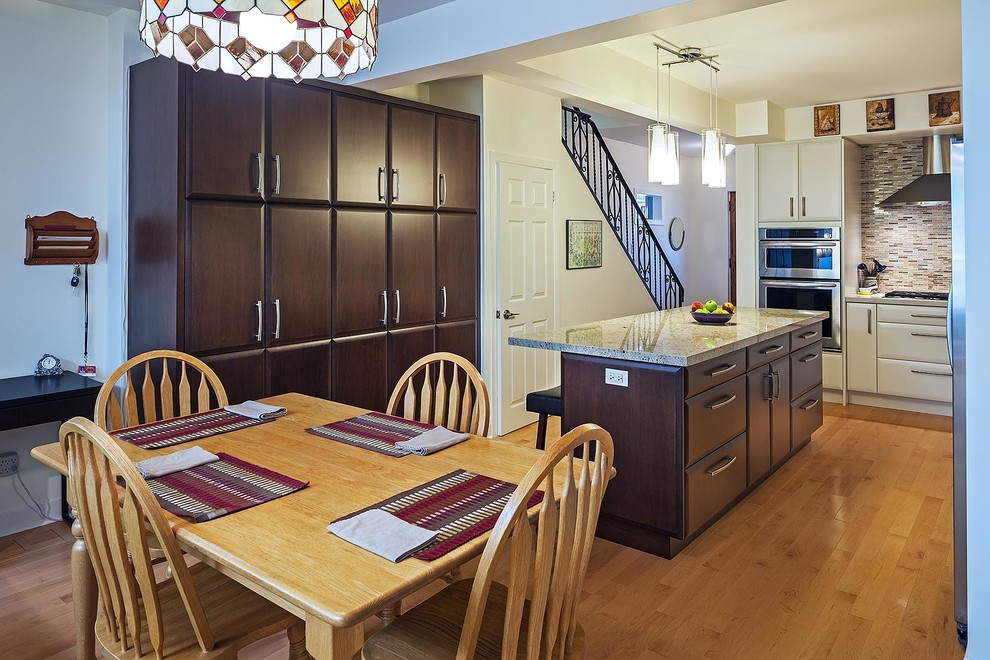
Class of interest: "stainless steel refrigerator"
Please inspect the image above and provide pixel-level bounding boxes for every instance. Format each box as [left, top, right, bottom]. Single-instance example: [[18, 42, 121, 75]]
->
[[951, 136, 967, 646]]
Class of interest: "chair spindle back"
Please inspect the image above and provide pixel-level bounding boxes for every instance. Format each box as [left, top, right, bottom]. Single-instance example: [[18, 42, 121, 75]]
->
[[386, 352, 490, 436]]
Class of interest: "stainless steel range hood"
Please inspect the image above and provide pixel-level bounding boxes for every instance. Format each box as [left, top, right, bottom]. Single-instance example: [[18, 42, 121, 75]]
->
[[879, 135, 953, 206]]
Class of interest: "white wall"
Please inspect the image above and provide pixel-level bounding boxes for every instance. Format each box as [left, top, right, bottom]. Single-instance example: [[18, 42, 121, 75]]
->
[[0, 0, 144, 535]]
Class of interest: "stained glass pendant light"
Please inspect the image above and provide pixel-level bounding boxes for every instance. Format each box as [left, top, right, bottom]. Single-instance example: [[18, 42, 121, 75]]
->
[[140, 0, 378, 82], [647, 45, 680, 185], [701, 66, 727, 188]]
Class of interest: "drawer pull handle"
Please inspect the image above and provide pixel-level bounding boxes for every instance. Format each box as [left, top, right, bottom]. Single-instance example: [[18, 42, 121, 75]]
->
[[910, 313, 947, 319], [706, 394, 738, 410], [798, 330, 819, 340], [706, 455, 737, 477], [799, 352, 820, 363], [910, 369, 952, 377], [910, 332, 947, 338], [706, 363, 737, 377], [800, 398, 820, 411], [760, 345, 784, 355]]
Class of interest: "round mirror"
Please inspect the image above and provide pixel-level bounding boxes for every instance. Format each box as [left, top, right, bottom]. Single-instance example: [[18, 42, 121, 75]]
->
[[669, 217, 685, 251]]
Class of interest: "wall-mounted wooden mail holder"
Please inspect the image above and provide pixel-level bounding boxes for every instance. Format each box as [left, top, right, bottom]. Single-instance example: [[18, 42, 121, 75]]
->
[[24, 211, 100, 265]]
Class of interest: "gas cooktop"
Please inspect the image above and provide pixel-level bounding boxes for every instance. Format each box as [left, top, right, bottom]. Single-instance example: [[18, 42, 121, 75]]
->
[[884, 290, 949, 301]]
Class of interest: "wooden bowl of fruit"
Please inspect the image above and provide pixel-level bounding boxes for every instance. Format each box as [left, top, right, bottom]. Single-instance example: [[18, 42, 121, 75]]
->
[[690, 300, 735, 324]]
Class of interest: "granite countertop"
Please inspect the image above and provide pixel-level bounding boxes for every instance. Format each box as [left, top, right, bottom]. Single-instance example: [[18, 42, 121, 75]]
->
[[844, 292, 948, 307], [508, 307, 828, 367]]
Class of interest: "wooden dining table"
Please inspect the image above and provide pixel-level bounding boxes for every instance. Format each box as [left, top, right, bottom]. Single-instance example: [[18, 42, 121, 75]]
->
[[30, 392, 552, 660]]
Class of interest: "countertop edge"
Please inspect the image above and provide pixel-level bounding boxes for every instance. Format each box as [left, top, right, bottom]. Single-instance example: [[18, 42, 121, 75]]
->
[[844, 294, 948, 307]]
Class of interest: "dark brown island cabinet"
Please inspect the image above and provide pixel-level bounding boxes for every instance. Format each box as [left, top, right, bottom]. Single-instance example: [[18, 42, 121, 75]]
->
[[127, 58, 480, 409], [509, 307, 828, 559]]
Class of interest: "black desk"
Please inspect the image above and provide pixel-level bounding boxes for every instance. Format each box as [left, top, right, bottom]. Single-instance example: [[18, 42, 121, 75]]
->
[[0, 372, 103, 522]]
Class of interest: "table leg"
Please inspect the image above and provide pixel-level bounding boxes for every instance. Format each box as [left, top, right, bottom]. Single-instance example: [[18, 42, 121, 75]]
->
[[70, 512, 97, 660], [306, 614, 363, 660]]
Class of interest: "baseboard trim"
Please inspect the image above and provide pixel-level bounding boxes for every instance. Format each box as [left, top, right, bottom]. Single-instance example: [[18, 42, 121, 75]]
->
[[0, 498, 62, 538], [846, 391, 952, 416]]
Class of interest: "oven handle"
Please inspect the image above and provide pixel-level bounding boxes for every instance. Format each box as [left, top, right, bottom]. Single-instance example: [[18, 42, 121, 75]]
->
[[760, 280, 838, 289], [760, 241, 839, 249]]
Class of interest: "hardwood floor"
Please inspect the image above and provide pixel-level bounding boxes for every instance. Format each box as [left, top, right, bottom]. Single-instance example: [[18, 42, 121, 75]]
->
[[0, 403, 962, 659]]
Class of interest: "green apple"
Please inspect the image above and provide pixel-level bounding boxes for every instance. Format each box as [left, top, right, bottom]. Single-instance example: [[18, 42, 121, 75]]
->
[[705, 299, 719, 313]]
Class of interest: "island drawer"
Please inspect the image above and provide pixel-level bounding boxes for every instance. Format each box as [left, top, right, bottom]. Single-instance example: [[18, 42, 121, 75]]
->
[[685, 348, 747, 398], [877, 358, 952, 402], [791, 383, 824, 446], [877, 304, 947, 326], [876, 322, 949, 364], [686, 432, 747, 536], [747, 335, 791, 370], [790, 340, 823, 399], [685, 374, 747, 466], [791, 324, 824, 351]]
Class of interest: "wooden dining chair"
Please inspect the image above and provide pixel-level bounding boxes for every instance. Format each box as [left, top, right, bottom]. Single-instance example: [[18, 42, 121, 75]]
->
[[386, 352, 491, 437], [59, 416, 308, 659], [96, 350, 228, 432], [361, 423, 615, 660]]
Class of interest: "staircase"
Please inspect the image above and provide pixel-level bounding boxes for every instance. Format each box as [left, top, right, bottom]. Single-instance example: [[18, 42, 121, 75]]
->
[[561, 106, 684, 310]]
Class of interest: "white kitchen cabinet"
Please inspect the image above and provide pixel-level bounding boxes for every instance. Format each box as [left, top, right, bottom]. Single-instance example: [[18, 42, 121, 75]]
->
[[757, 138, 842, 223], [877, 359, 952, 402], [845, 302, 877, 393]]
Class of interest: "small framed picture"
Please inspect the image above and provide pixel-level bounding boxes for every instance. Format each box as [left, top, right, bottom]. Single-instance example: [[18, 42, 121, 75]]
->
[[929, 90, 961, 127], [866, 98, 895, 132], [813, 104, 840, 137], [566, 219, 603, 269]]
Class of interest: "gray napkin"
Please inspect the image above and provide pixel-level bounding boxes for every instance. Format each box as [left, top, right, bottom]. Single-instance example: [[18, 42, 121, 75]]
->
[[224, 400, 287, 421], [396, 426, 470, 456], [328, 509, 438, 562], [134, 446, 219, 479]]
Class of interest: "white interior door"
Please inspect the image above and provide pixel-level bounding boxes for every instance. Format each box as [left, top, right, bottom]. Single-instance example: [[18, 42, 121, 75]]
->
[[496, 161, 556, 435]]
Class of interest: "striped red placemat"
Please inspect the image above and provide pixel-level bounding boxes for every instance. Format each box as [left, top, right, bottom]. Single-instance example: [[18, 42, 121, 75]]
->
[[335, 470, 544, 561], [113, 409, 269, 450], [305, 412, 436, 457], [144, 452, 308, 522]]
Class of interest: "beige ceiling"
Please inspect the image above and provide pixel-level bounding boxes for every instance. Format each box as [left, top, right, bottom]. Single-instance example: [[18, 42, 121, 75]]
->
[[605, 0, 961, 109]]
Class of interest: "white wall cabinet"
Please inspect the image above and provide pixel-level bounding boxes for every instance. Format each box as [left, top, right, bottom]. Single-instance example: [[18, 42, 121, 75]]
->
[[758, 139, 842, 223], [846, 302, 877, 393]]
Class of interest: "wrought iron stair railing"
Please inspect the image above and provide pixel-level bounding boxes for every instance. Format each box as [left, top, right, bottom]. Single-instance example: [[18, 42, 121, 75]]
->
[[561, 106, 685, 310]]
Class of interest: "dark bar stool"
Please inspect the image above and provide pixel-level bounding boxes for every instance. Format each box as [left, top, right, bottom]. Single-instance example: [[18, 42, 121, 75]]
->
[[525, 385, 561, 450]]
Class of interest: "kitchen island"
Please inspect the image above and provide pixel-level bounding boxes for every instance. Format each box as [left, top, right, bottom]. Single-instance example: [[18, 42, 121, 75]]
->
[[510, 306, 829, 558]]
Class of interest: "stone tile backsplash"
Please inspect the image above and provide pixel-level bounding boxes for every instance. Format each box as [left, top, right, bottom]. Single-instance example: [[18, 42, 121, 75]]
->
[[860, 139, 952, 292]]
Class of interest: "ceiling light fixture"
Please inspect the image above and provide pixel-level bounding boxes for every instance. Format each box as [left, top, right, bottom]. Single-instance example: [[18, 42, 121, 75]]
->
[[647, 45, 680, 185], [139, 0, 378, 83], [701, 65, 727, 188]]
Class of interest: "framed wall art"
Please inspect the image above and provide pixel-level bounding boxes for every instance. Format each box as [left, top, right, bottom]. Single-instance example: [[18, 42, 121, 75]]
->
[[929, 90, 961, 126], [566, 219, 603, 269], [866, 98, 895, 132], [813, 104, 840, 137]]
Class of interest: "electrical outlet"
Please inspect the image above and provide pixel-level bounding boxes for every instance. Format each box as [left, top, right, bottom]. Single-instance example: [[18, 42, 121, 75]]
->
[[604, 368, 628, 387], [0, 452, 18, 478]]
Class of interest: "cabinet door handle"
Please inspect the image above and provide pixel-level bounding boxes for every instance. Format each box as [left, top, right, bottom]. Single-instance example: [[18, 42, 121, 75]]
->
[[273, 299, 281, 339], [760, 345, 784, 355], [802, 196, 807, 217], [252, 153, 263, 193], [911, 313, 947, 319], [254, 300, 263, 341], [378, 167, 386, 202], [440, 285, 448, 319], [379, 290, 388, 326], [773, 369, 780, 401], [799, 352, 820, 363], [706, 363, 737, 378], [911, 331, 947, 338], [272, 154, 281, 195], [706, 393, 737, 410], [763, 371, 774, 401], [391, 168, 399, 202], [705, 455, 737, 477], [867, 308, 872, 334], [800, 398, 820, 411], [439, 173, 447, 206], [799, 329, 819, 340], [911, 369, 951, 377], [393, 289, 401, 324], [789, 197, 794, 217]]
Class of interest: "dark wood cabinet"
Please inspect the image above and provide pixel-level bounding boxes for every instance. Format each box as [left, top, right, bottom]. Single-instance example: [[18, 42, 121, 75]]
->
[[437, 213, 478, 322], [267, 341, 331, 399], [187, 69, 265, 201], [389, 212, 435, 328], [200, 350, 266, 404], [332, 94, 387, 206], [332, 333, 388, 411], [389, 107, 435, 208], [437, 116, 479, 211], [437, 320, 478, 367], [269, 206, 331, 344], [185, 202, 265, 354], [332, 209, 387, 335], [747, 368, 772, 485], [388, 326, 437, 394], [268, 82, 331, 204], [771, 357, 792, 466]]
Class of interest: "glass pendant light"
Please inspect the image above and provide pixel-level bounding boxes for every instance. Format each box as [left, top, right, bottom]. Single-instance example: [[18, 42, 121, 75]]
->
[[701, 66, 727, 188], [647, 45, 679, 185]]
